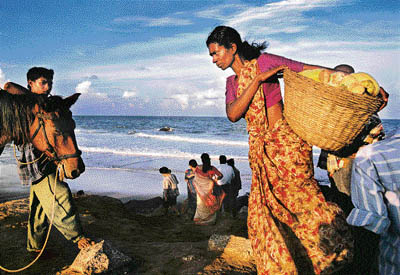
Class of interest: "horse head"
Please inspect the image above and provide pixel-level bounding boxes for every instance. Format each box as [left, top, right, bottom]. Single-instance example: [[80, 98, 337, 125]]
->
[[29, 93, 85, 179]]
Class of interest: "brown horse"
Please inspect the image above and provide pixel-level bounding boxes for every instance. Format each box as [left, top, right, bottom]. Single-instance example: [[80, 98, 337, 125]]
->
[[0, 91, 85, 179]]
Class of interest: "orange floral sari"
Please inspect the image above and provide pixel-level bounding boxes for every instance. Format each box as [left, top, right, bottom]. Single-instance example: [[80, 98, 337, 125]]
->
[[238, 59, 353, 274]]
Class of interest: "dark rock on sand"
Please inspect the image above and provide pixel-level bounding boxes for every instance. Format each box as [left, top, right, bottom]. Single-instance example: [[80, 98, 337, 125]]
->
[[124, 196, 164, 215], [62, 240, 133, 274]]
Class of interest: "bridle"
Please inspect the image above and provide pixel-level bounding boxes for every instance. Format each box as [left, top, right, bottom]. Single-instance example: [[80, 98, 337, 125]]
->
[[31, 111, 82, 163]]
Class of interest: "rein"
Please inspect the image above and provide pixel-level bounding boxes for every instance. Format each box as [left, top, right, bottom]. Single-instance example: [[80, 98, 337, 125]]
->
[[32, 112, 82, 163], [0, 110, 81, 272], [0, 163, 61, 273]]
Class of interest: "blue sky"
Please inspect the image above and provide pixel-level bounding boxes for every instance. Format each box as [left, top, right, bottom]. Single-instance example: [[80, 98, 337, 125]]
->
[[0, 0, 399, 118]]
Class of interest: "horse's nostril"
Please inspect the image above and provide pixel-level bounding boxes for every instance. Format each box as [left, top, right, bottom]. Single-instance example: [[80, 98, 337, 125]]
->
[[71, 170, 79, 178], [79, 159, 85, 173]]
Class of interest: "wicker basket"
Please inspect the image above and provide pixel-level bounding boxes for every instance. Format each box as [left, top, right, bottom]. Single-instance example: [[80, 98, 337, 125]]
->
[[283, 69, 383, 151]]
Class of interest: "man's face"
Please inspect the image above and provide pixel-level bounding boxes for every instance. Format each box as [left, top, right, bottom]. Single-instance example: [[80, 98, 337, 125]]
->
[[28, 77, 53, 95]]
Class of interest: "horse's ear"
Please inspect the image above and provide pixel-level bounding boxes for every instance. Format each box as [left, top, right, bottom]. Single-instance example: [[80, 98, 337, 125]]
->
[[64, 93, 81, 109]]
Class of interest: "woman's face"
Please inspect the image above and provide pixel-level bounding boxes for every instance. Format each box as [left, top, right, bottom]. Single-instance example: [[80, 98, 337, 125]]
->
[[208, 43, 236, 70]]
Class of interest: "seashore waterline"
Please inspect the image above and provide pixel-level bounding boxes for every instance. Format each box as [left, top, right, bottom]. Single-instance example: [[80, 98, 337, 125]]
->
[[0, 116, 399, 202]]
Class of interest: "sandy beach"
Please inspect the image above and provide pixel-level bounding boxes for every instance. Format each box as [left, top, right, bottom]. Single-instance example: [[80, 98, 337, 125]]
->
[[0, 164, 253, 275]]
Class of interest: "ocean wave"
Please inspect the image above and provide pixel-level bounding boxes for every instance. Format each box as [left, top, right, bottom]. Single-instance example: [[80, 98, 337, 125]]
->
[[75, 128, 110, 134], [80, 146, 248, 161], [135, 133, 248, 147]]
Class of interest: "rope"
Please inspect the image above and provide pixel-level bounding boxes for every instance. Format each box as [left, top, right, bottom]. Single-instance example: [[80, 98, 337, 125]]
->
[[13, 144, 45, 165], [0, 152, 60, 273]]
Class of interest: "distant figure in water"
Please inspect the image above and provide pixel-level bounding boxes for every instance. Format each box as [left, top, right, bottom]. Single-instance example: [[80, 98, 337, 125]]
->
[[159, 126, 173, 132], [159, 166, 180, 215]]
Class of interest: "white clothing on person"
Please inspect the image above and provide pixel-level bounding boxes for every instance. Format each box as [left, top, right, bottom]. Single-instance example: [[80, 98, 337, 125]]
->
[[216, 163, 234, 186]]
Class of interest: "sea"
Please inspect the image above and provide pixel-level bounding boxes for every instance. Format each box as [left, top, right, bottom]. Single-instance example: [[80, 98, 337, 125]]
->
[[0, 116, 399, 201]]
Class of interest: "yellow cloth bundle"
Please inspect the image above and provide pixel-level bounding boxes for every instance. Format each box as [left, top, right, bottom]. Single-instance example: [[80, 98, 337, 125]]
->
[[299, 70, 379, 96]]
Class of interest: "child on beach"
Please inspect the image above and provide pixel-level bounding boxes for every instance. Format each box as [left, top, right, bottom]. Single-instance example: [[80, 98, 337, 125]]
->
[[159, 166, 180, 215]]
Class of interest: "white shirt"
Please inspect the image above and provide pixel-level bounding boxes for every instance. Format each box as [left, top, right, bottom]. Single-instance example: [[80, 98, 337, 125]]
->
[[216, 163, 234, 186]]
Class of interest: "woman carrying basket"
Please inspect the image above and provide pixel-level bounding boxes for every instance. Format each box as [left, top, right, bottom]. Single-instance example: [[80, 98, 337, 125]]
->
[[206, 26, 354, 274]]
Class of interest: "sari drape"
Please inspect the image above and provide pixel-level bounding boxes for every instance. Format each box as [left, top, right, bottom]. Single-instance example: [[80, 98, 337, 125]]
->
[[238, 59, 353, 274], [193, 168, 225, 225]]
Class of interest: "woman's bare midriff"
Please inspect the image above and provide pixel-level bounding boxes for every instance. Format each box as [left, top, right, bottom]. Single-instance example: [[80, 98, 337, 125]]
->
[[266, 101, 283, 129]]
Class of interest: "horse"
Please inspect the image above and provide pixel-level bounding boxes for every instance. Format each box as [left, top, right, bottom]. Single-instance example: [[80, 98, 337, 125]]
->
[[0, 91, 84, 179]]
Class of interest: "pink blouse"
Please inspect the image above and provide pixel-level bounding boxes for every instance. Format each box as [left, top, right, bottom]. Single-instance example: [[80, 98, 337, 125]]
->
[[225, 53, 304, 107]]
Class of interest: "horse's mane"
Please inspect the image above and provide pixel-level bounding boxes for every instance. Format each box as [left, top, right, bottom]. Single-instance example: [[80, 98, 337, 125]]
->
[[0, 91, 50, 145], [0, 91, 72, 145]]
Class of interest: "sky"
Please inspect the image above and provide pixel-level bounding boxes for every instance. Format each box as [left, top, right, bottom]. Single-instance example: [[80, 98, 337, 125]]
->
[[0, 0, 399, 118]]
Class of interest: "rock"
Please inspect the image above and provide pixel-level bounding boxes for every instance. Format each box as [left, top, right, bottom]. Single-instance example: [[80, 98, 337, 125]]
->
[[239, 206, 248, 214], [208, 234, 256, 269], [182, 255, 195, 262], [159, 126, 173, 132], [236, 193, 249, 212], [64, 240, 132, 274], [208, 234, 231, 252], [124, 196, 164, 214]]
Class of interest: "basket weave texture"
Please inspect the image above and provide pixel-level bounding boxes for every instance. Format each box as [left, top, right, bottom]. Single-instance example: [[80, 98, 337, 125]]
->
[[283, 69, 383, 151]]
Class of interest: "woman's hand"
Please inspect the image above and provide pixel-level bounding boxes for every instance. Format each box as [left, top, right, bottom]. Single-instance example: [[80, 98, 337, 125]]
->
[[226, 65, 287, 122], [378, 87, 389, 111], [257, 65, 288, 84]]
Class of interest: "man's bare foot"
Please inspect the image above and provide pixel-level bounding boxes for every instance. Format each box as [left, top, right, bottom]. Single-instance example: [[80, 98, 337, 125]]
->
[[77, 237, 94, 249]]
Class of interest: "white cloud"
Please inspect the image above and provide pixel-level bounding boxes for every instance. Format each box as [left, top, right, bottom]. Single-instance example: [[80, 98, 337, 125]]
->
[[74, 80, 109, 99], [92, 92, 108, 98], [195, 4, 247, 20], [170, 93, 189, 110], [122, 90, 138, 98], [104, 31, 205, 57], [113, 16, 192, 27], [75, 80, 92, 94], [68, 53, 226, 82], [0, 68, 6, 88]]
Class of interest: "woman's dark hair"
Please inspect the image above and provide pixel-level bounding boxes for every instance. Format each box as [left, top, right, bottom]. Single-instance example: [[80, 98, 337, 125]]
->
[[189, 159, 197, 168], [206, 26, 267, 61], [200, 153, 211, 173]]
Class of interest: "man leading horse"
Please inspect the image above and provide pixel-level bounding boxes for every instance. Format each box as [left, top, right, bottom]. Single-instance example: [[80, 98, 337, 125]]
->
[[2, 67, 92, 255]]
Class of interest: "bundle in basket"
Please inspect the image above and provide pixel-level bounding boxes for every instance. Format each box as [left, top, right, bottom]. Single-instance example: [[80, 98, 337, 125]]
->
[[283, 69, 383, 151]]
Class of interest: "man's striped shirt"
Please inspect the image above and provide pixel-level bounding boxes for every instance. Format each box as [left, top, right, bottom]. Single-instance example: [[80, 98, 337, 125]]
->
[[347, 128, 400, 274]]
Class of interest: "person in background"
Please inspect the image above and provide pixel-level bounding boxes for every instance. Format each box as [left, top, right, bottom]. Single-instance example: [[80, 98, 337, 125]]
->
[[317, 64, 386, 215], [206, 25, 354, 274], [13, 67, 92, 254], [216, 155, 235, 216], [192, 153, 225, 225], [316, 64, 387, 274], [184, 159, 198, 218], [227, 158, 241, 218], [347, 128, 400, 275], [159, 166, 180, 215]]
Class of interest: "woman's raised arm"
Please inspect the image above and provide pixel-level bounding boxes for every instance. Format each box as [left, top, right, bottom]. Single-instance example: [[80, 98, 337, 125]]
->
[[226, 65, 287, 122]]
